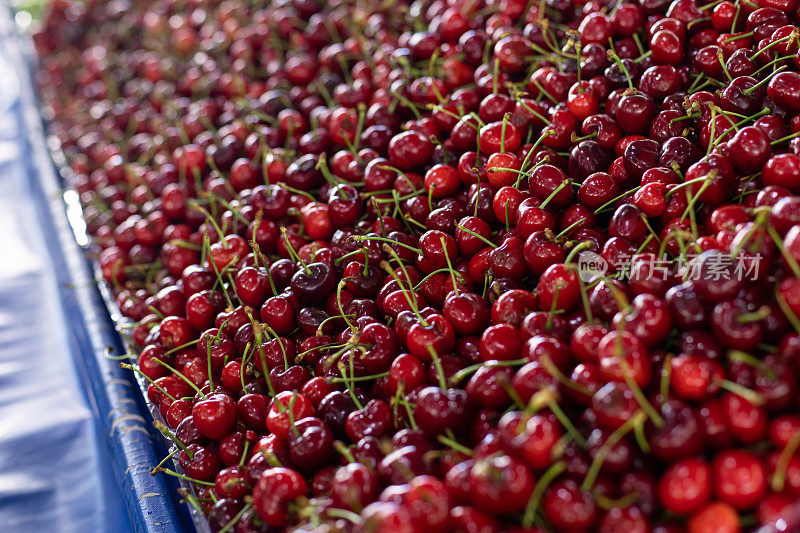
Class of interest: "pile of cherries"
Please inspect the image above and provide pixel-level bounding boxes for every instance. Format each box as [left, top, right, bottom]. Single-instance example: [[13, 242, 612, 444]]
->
[[34, 0, 800, 530]]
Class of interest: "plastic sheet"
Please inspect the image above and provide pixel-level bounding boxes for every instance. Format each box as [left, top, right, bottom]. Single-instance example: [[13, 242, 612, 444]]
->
[[0, 7, 193, 533]]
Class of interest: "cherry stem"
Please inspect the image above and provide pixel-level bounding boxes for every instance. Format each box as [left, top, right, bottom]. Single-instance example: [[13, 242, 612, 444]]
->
[[660, 354, 673, 399], [218, 502, 254, 533], [120, 363, 177, 402], [336, 280, 357, 333], [721, 31, 753, 43], [326, 508, 364, 524], [581, 411, 647, 492], [426, 345, 448, 390], [555, 218, 587, 240], [150, 448, 180, 476], [152, 357, 208, 399], [518, 130, 555, 178], [539, 179, 570, 209], [743, 67, 787, 96], [153, 421, 193, 457], [770, 129, 800, 146], [280, 227, 310, 274], [593, 490, 641, 511], [615, 349, 664, 426], [203, 342, 215, 393], [440, 236, 460, 296], [571, 131, 598, 143], [594, 186, 641, 214], [772, 428, 800, 492], [664, 176, 706, 198], [334, 440, 356, 463], [157, 467, 215, 486], [736, 305, 771, 323], [352, 235, 422, 255], [379, 259, 428, 327], [768, 225, 800, 278], [545, 284, 562, 330], [776, 288, 800, 335], [607, 50, 634, 90], [191, 202, 227, 247], [564, 240, 594, 264], [728, 350, 773, 377], [717, 50, 733, 81], [437, 434, 474, 456], [522, 461, 566, 527], [340, 357, 364, 410], [450, 359, 527, 385], [328, 371, 389, 383], [395, 382, 419, 431], [541, 393, 586, 447], [719, 380, 766, 405], [455, 224, 498, 248]]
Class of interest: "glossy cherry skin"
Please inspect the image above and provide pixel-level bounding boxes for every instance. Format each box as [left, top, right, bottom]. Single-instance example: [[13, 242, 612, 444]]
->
[[265, 392, 314, 441], [331, 462, 378, 512], [252, 467, 308, 526], [468, 454, 535, 515], [414, 386, 472, 437], [178, 444, 221, 482], [192, 393, 236, 441], [657, 458, 712, 515], [345, 399, 392, 441], [287, 416, 334, 471], [290, 262, 335, 303], [714, 450, 767, 510], [543, 478, 598, 530]]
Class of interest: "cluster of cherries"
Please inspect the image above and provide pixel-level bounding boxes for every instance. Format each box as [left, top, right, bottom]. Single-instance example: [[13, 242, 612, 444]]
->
[[34, 0, 800, 530]]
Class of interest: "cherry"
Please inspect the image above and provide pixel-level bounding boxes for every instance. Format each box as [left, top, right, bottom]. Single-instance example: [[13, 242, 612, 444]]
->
[[360, 501, 415, 533], [722, 392, 767, 444], [178, 444, 221, 482], [332, 462, 378, 512], [536, 263, 580, 313], [543, 479, 598, 530], [346, 399, 392, 441], [290, 262, 335, 303], [714, 450, 767, 510], [591, 382, 639, 429], [645, 399, 703, 460], [414, 386, 471, 437], [444, 292, 489, 336], [425, 163, 461, 199], [599, 506, 650, 533], [468, 454, 534, 515], [767, 71, 800, 112], [728, 126, 771, 172], [710, 299, 764, 350], [615, 93, 657, 135], [407, 314, 456, 361], [252, 467, 308, 527], [763, 153, 800, 191], [389, 130, 435, 169], [192, 393, 236, 441], [265, 391, 314, 441], [499, 411, 562, 469], [480, 324, 523, 361], [669, 355, 722, 401], [657, 457, 712, 515], [287, 416, 333, 471], [688, 502, 740, 533], [597, 330, 652, 387]]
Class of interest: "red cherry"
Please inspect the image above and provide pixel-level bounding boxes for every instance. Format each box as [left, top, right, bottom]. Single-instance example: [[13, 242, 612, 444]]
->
[[658, 457, 712, 515], [252, 467, 308, 526], [713, 450, 767, 510], [192, 393, 236, 441]]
